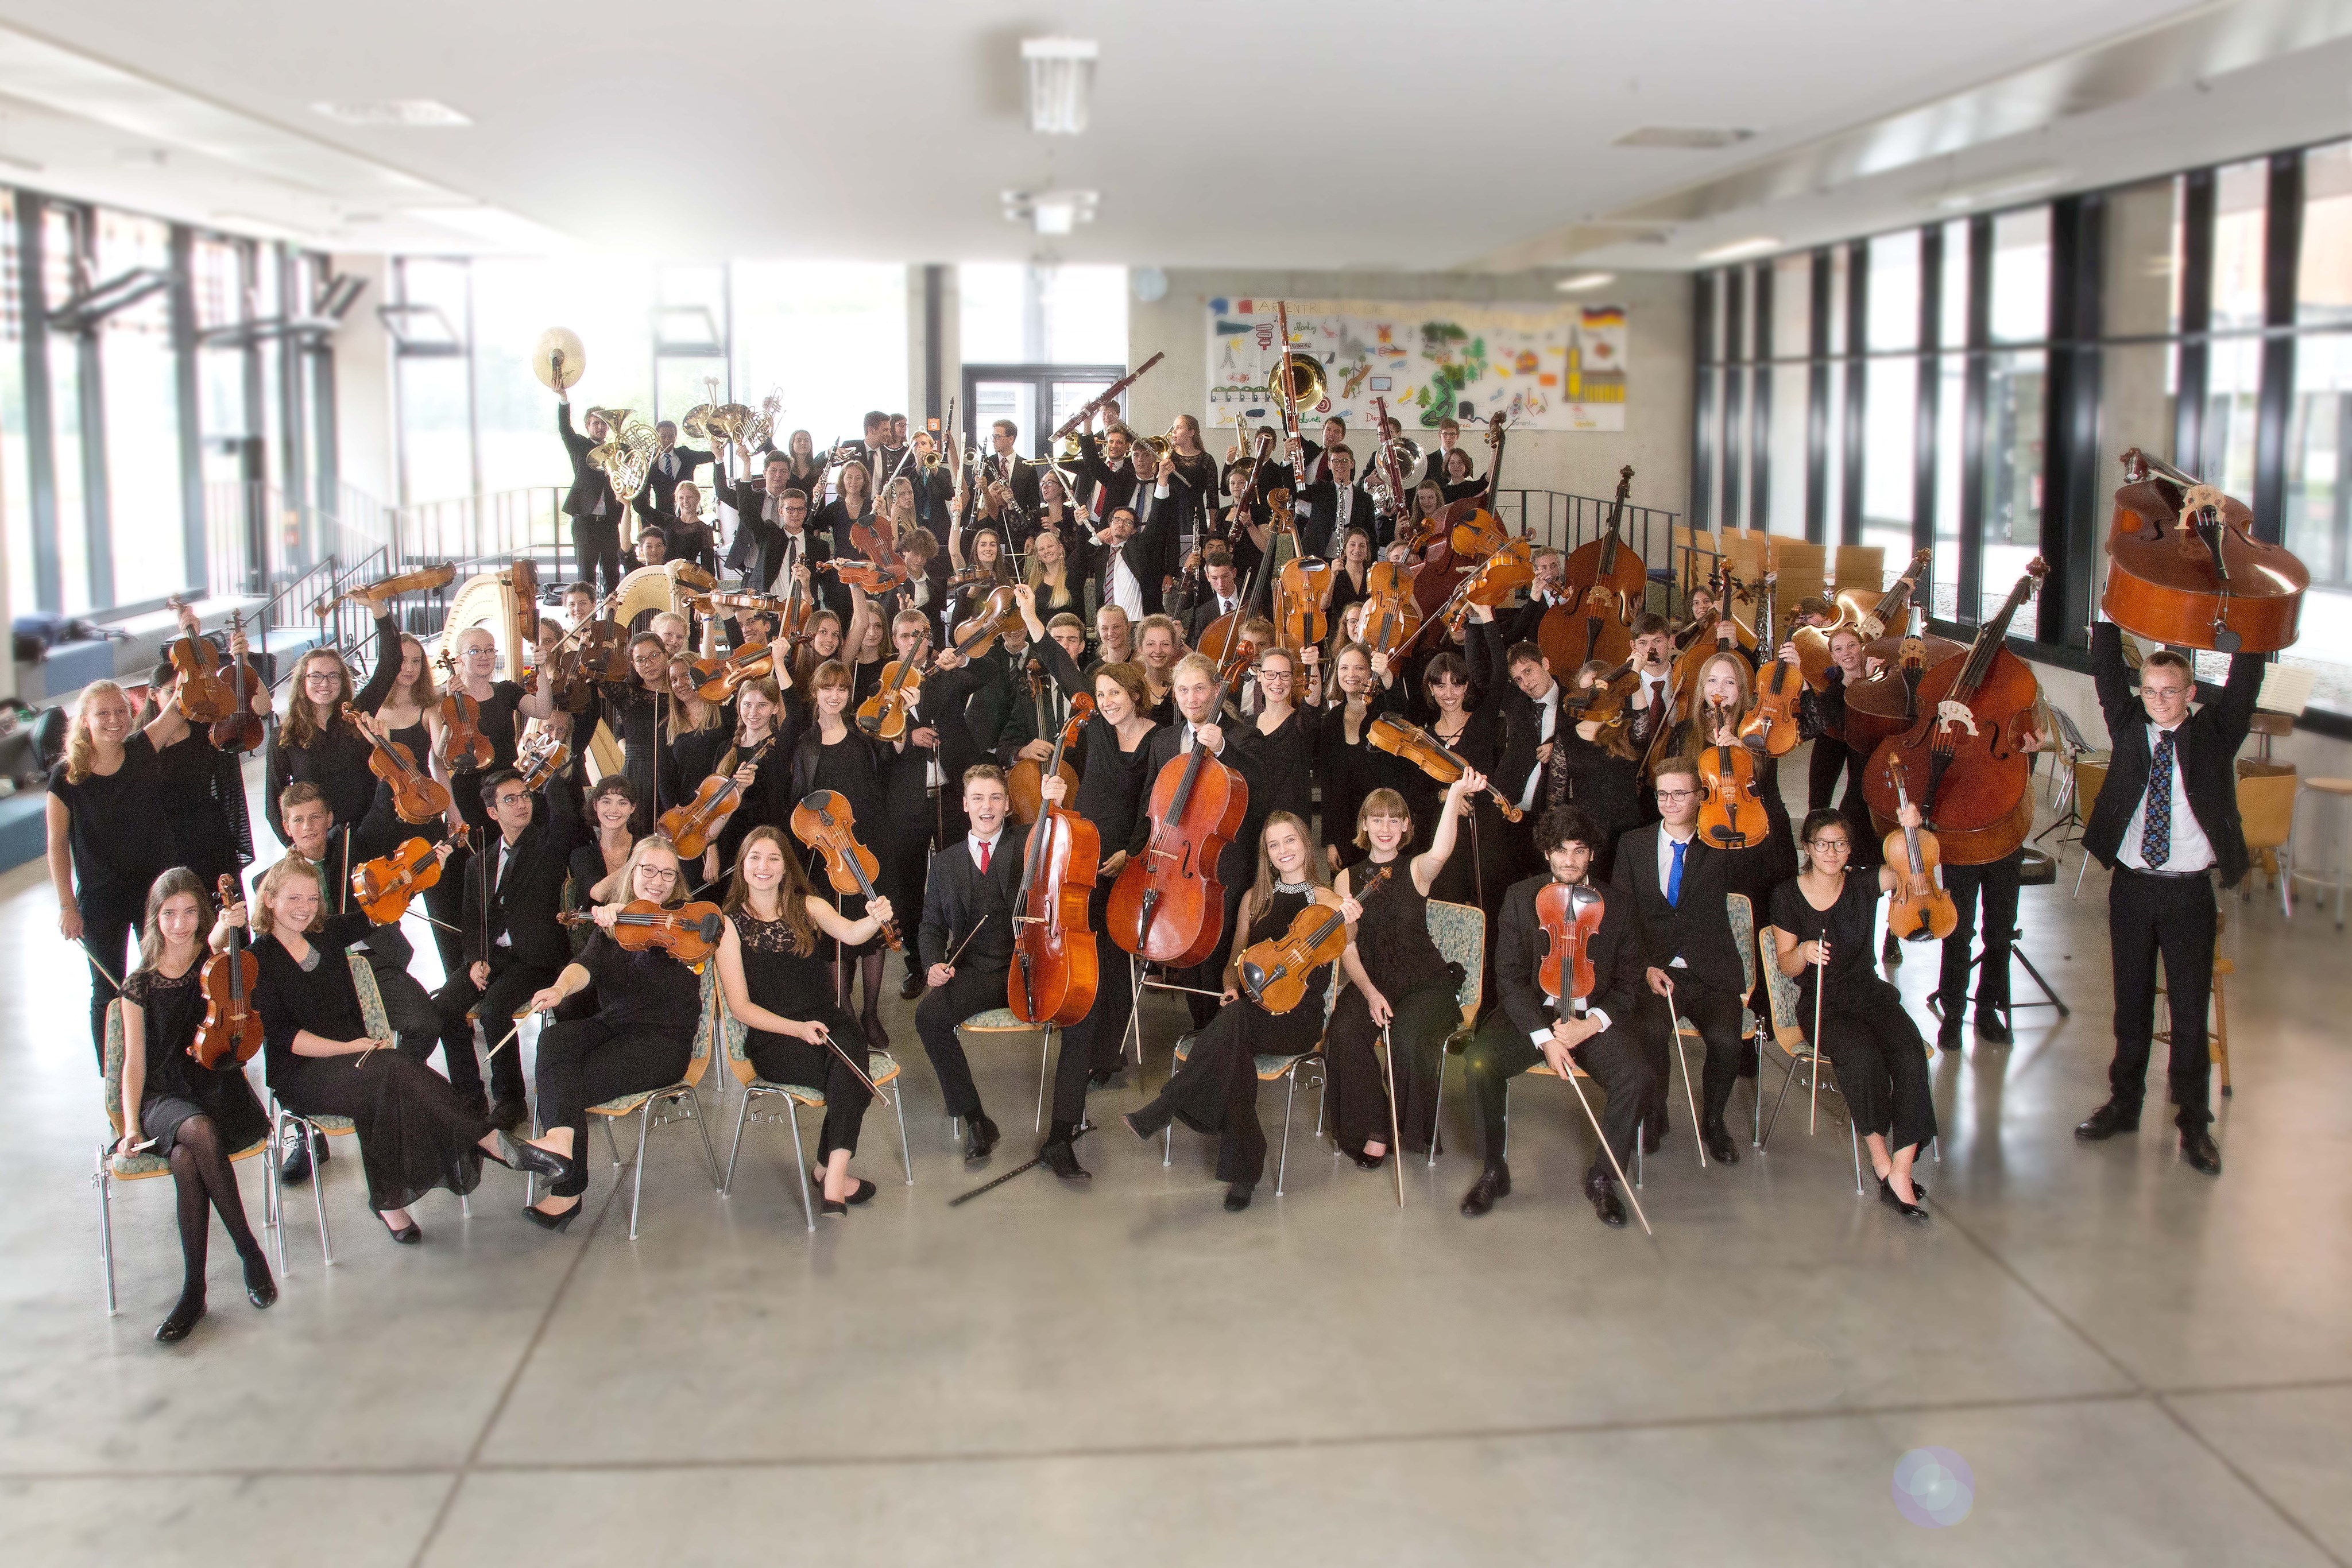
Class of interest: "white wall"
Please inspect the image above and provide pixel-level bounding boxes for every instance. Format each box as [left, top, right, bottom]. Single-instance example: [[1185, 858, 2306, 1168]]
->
[[1126, 268, 1692, 517], [330, 254, 396, 510]]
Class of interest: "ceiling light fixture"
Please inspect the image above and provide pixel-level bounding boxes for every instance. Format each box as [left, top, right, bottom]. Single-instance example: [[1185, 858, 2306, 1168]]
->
[[1555, 272, 1618, 292], [1696, 235, 1781, 263], [1003, 187, 1098, 236], [310, 99, 472, 128], [1925, 165, 2065, 211], [1021, 38, 1098, 135], [1613, 126, 1754, 150]]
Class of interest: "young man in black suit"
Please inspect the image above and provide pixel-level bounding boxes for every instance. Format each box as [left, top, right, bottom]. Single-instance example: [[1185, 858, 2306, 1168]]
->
[[978, 420, 1042, 515], [915, 765, 1030, 1163], [1611, 755, 1748, 1165], [1081, 503, 1174, 620], [1460, 807, 1653, 1226], [557, 398, 621, 595], [1179, 548, 1245, 647], [2075, 624, 2262, 1177], [646, 420, 713, 513], [1075, 418, 1138, 526], [1293, 443, 1376, 559]]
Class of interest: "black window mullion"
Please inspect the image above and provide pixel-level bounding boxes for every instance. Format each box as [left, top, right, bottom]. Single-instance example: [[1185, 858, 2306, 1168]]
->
[[1723, 269, 1746, 531], [1752, 262, 1773, 534], [16, 192, 60, 612], [1958, 214, 1994, 625], [2042, 193, 2105, 645], [1841, 239, 1868, 547], [1691, 272, 1714, 534], [1913, 225, 1941, 568], [2175, 168, 2215, 473], [1806, 248, 1831, 543], [169, 224, 206, 594], [66, 206, 114, 609], [2253, 150, 2301, 546]]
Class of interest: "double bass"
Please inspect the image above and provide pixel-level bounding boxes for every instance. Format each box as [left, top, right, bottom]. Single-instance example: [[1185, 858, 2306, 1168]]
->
[[2103, 449, 2307, 653], [1541, 465, 1642, 675], [790, 790, 903, 950], [1008, 704, 1100, 1026], [190, 874, 263, 1070], [1861, 560, 2047, 866], [1108, 668, 1250, 967]]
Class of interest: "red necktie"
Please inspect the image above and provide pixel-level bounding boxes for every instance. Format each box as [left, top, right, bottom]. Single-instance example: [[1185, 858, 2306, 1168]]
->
[[978, 840, 992, 874]]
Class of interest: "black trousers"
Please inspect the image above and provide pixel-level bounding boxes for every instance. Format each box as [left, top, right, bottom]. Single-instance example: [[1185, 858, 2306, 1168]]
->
[[1628, 971, 1745, 1126], [1127, 1001, 1275, 1187], [2107, 865, 2218, 1127], [1799, 975, 1937, 1153], [571, 516, 623, 597], [1325, 974, 1459, 1154], [369, 951, 442, 1051], [1937, 852, 2022, 1016], [78, 886, 144, 1070], [744, 1006, 872, 1161], [532, 1016, 692, 1198], [431, 951, 551, 1109], [1463, 1012, 1653, 1190], [914, 962, 1009, 1120], [1048, 893, 1132, 1127]]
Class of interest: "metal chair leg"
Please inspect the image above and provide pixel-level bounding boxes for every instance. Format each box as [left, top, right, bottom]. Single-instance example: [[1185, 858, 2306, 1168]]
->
[[684, 1091, 722, 1190], [1275, 1067, 1297, 1197], [96, 1149, 117, 1315], [604, 1117, 624, 1167], [724, 1088, 753, 1195], [1848, 1116, 1864, 1197], [309, 1130, 334, 1267], [784, 1093, 814, 1234], [626, 1106, 651, 1241], [891, 1086, 914, 1186]]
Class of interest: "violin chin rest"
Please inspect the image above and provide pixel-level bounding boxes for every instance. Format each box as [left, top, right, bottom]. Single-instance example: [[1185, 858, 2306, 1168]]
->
[[1239, 961, 1267, 994]]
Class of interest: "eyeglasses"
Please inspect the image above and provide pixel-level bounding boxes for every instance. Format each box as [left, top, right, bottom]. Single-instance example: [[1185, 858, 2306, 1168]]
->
[[302, 671, 341, 683], [637, 867, 680, 882], [1655, 788, 1696, 802], [1808, 838, 1851, 853], [494, 793, 530, 809]]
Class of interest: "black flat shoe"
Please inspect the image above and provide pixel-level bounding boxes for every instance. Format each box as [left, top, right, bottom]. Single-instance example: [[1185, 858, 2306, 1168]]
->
[[499, 1132, 575, 1184], [1347, 1144, 1386, 1171], [964, 1113, 1001, 1162], [2180, 1128, 2223, 1176], [818, 1197, 849, 1218], [1223, 1184, 1254, 1212], [380, 1214, 422, 1244], [154, 1293, 205, 1344], [2075, 1101, 2140, 1141], [521, 1202, 578, 1232], [1975, 1012, 2013, 1045], [242, 1255, 276, 1310], [1585, 1171, 1627, 1229], [814, 1171, 879, 1205], [898, 968, 925, 1001], [1877, 1176, 1930, 1222], [1460, 1163, 1510, 1217]]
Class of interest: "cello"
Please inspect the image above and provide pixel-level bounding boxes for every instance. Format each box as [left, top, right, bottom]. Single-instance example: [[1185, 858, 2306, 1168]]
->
[[1738, 572, 1802, 757], [1541, 464, 1642, 675], [790, 789, 904, 950], [1879, 759, 1958, 943], [1239, 866, 1390, 1015], [1861, 560, 2047, 866], [2103, 450, 2307, 653], [190, 874, 264, 1070], [1008, 704, 1100, 1027], [1007, 669, 1090, 826], [1108, 666, 1251, 966]]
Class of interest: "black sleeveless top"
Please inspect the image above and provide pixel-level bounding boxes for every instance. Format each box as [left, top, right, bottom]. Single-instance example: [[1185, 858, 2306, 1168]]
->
[[1347, 859, 1452, 996]]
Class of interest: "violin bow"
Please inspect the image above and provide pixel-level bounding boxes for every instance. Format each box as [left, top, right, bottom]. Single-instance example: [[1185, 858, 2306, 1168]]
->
[[948, 1122, 1094, 1208], [1655, 975, 1708, 1169]]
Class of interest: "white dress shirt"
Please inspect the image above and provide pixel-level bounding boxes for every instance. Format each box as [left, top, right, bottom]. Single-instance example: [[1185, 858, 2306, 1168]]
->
[[968, 827, 1005, 873], [1106, 546, 1144, 620], [2115, 721, 2214, 872], [1516, 684, 1561, 812]]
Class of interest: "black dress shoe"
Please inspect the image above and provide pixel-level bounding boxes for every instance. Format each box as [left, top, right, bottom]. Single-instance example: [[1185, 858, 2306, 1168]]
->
[[1344, 1143, 1386, 1171], [899, 967, 925, 1001], [1936, 1012, 1965, 1052], [1121, 1110, 1155, 1143], [1460, 1163, 1510, 1217], [380, 1213, 423, 1245], [1223, 1184, 1254, 1211], [2075, 1101, 2140, 1141], [1975, 1012, 2013, 1045], [521, 1202, 579, 1232], [1882, 930, 1903, 967], [1642, 1109, 1666, 1155], [1877, 1176, 1930, 1222], [1039, 1140, 1092, 1180], [1701, 1120, 1739, 1165], [154, 1292, 205, 1344], [2180, 1128, 2223, 1176], [964, 1113, 1001, 1161], [844, 1177, 877, 1205], [1584, 1172, 1627, 1229], [277, 1128, 312, 1184], [818, 1197, 849, 1217], [861, 1013, 889, 1050], [489, 1098, 529, 1134], [499, 1132, 575, 1185], [242, 1253, 276, 1309]]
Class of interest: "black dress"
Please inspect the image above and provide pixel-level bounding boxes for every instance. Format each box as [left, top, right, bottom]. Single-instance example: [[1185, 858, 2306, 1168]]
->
[[152, 729, 247, 892], [599, 680, 684, 833], [1125, 885, 1330, 1188], [794, 727, 889, 956], [1417, 706, 1509, 910], [1769, 874, 1937, 1154], [532, 930, 702, 1199], [55, 734, 176, 1066], [446, 680, 527, 836], [1315, 694, 1392, 872], [1324, 863, 1462, 1156], [733, 908, 874, 1159], [121, 963, 269, 1155], [254, 932, 490, 1211]]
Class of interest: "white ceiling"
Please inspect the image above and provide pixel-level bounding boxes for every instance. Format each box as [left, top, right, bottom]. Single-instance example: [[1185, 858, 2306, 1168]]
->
[[1, 1, 2349, 270]]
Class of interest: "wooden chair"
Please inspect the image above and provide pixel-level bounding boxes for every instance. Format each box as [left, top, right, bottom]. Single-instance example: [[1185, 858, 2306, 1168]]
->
[[94, 1000, 275, 1315], [260, 952, 377, 1269], [2235, 768, 2299, 919], [719, 989, 914, 1232], [575, 966, 725, 1241]]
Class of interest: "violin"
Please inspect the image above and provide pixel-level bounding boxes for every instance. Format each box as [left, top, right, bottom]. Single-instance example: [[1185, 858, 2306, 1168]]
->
[[1738, 572, 1802, 758], [849, 517, 904, 573], [1007, 671, 1090, 826], [1239, 866, 1391, 1016], [342, 703, 452, 824], [1195, 534, 1274, 668], [690, 589, 790, 621], [208, 611, 268, 753], [946, 584, 1023, 661], [314, 561, 457, 619], [819, 557, 910, 594], [1429, 536, 1534, 646], [1276, 549, 1337, 652], [1542, 466, 1642, 675], [190, 874, 263, 1070], [1861, 560, 2047, 867], [434, 650, 495, 771], [2103, 450, 2308, 653], [1009, 704, 1100, 1025], [790, 789, 903, 949], [351, 826, 468, 926], [1109, 665, 1251, 966], [659, 731, 778, 860], [856, 630, 928, 742], [693, 640, 775, 703], [1359, 558, 1423, 658], [514, 727, 571, 792], [1879, 758, 1958, 943], [1446, 504, 1509, 563], [164, 600, 237, 724], [1366, 715, 1524, 822], [558, 900, 726, 963], [1696, 702, 1772, 850], [1565, 659, 1638, 733], [1534, 878, 1605, 1009]]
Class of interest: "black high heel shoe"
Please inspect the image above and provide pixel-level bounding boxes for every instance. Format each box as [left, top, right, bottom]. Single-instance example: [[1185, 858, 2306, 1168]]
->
[[521, 1202, 579, 1233], [242, 1253, 277, 1310], [497, 1132, 576, 1186], [1877, 1176, 1930, 1223], [380, 1213, 423, 1244]]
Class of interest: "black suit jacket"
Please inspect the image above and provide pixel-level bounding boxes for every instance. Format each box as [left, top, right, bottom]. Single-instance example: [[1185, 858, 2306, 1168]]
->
[[1494, 874, 1643, 1043], [1475, 618, 1561, 810], [917, 823, 1031, 971], [461, 822, 571, 970], [645, 444, 713, 511], [559, 404, 618, 521], [1076, 432, 1140, 523], [1609, 823, 1744, 997], [1084, 510, 1178, 618], [2084, 623, 2261, 888], [976, 451, 1042, 516], [1295, 479, 1376, 559]]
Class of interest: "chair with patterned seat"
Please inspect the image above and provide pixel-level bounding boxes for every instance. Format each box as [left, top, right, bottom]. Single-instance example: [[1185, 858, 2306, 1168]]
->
[[576, 966, 726, 1241], [1413, 899, 1486, 1168], [94, 1000, 277, 1315], [1754, 922, 1864, 1193], [1715, 893, 1766, 1148], [260, 951, 382, 1269], [1158, 1032, 1327, 1197], [720, 992, 915, 1232]]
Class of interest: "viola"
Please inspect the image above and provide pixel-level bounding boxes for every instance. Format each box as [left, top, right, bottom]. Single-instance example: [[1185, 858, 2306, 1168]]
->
[[1365, 715, 1524, 822], [514, 727, 571, 792], [693, 640, 775, 703], [2103, 451, 2308, 653], [351, 826, 467, 926], [1276, 551, 1337, 652], [1739, 572, 1802, 758], [434, 650, 496, 772], [1696, 703, 1772, 850], [1862, 560, 2047, 867], [1007, 671, 1090, 827], [313, 561, 457, 620], [1109, 668, 1251, 966], [1534, 878, 1605, 1008], [1009, 704, 1100, 1025], [191, 873, 263, 1070], [659, 731, 778, 860], [1239, 866, 1391, 1016], [856, 631, 929, 742], [1430, 537, 1534, 646], [342, 703, 451, 824], [1879, 758, 1958, 943], [208, 611, 267, 754], [558, 900, 725, 963], [165, 601, 237, 725], [790, 789, 903, 949], [1542, 466, 1642, 676], [1359, 559, 1423, 658]]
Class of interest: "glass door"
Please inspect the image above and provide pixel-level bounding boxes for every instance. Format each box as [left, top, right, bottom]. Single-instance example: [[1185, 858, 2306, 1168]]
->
[[961, 362, 1128, 458]]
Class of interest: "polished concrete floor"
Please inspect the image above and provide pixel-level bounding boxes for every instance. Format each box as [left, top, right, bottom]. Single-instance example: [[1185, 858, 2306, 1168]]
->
[[3, 770, 2349, 1567]]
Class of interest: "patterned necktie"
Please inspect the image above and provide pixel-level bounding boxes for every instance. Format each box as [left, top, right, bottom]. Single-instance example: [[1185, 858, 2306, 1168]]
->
[[1667, 839, 1688, 907], [2141, 728, 2176, 868]]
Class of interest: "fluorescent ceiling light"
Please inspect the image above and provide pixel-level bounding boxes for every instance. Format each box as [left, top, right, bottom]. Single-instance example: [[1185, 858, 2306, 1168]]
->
[[1003, 188, 1098, 236], [1022, 37, 1098, 135], [311, 99, 472, 128], [1696, 235, 1780, 263], [1925, 165, 2064, 211], [1555, 272, 1617, 292], [1613, 126, 1753, 150]]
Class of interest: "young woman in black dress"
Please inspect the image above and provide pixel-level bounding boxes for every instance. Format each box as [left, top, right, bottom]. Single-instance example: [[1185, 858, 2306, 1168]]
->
[[1556, 660, 1646, 880], [263, 645, 380, 846], [1326, 525, 1377, 636], [1316, 642, 1390, 876], [568, 776, 639, 915], [1771, 807, 1937, 1220], [693, 676, 794, 891], [816, 456, 876, 560], [1121, 814, 1361, 1211], [1407, 648, 1510, 911], [663, 653, 733, 791], [1023, 525, 1083, 619], [1328, 775, 1483, 1166], [601, 633, 686, 833], [1667, 649, 1800, 915], [517, 836, 706, 1228], [117, 868, 276, 1342], [246, 857, 561, 1243], [49, 680, 180, 1067], [714, 826, 898, 1216], [788, 661, 897, 1044], [347, 616, 466, 966]]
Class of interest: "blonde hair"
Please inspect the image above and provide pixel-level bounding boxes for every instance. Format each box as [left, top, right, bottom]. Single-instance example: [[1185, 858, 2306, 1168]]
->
[[64, 680, 132, 784], [1354, 787, 1413, 850], [614, 835, 685, 906], [252, 855, 323, 937]]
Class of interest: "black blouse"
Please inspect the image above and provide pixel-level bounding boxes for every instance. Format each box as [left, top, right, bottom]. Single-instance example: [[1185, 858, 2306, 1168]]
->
[[573, 930, 702, 1044], [51, 734, 173, 899], [1770, 872, 1883, 1013], [253, 932, 368, 1087]]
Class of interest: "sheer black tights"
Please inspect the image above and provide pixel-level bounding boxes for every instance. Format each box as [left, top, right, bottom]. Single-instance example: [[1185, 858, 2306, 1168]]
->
[[165, 1116, 266, 1309], [839, 951, 887, 1023]]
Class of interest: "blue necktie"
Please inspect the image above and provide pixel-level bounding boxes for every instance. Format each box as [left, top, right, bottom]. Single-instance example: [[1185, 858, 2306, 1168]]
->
[[1667, 839, 1687, 907], [2141, 729, 2176, 868]]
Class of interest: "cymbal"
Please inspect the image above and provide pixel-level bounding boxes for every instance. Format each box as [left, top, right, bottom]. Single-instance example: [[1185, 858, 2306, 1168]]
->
[[532, 326, 586, 392]]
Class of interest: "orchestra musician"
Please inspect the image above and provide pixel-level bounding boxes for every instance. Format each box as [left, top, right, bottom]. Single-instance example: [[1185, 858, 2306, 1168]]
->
[[1179, 547, 1245, 648], [1075, 416, 1138, 530], [1325, 526, 1379, 633], [1417, 417, 1464, 490], [263, 646, 376, 843], [1022, 526, 1085, 621], [978, 420, 1041, 514], [1121, 813, 1360, 1212], [431, 769, 571, 1132], [1128, 654, 1264, 1028], [715, 826, 897, 1217], [1081, 503, 1175, 621], [1091, 605, 1137, 673], [1771, 808, 1939, 1219], [645, 418, 713, 514], [1662, 650, 1798, 912], [914, 765, 1030, 1162], [50, 680, 180, 1066], [1439, 446, 1487, 505], [601, 633, 686, 833], [817, 456, 877, 562], [1291, 415, 1349, 490], [1556, 661, 1645, 879], [789, 662, 898, 1044], [556, 397, 622, 595], [569, 776, 640, 911], [1317, 642, 1394, 874], [1619, 613, 1680, 773], [117, 868, 277, 1341], [2074, 627, 2262, 1179], [1459, 807, 1651, 1227]]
